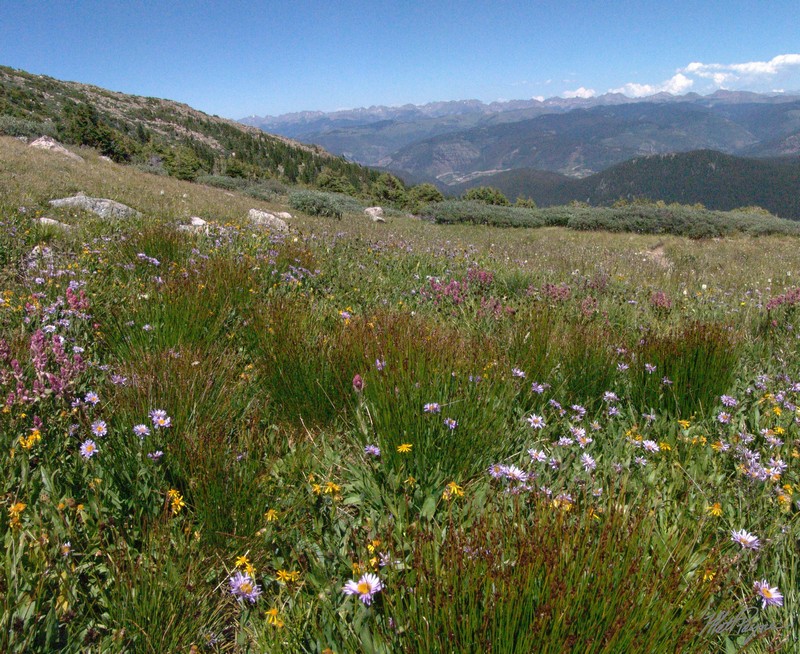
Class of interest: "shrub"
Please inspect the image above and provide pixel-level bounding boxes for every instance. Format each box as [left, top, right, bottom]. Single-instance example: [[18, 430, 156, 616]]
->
[[463, 186, 510, 206], [422, 201, 544, 228]]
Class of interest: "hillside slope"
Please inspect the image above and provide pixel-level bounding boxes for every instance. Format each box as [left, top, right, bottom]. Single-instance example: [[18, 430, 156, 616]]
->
[[0, 65, 382, 191], [447, 150, 800, 219]]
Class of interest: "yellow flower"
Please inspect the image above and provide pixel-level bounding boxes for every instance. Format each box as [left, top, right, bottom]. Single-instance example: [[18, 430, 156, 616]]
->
[[397, 443, 413, 453], [235, 555, 250, 569], [8, 502, 25, 528], [711, 440, 725, 453], [658, 441, 671, 451], [167, 489, 185, 514], [677, 419, 690, 429], [324, 481, 340, 495], [404, 475, 416, 487], [773, 426, 785, 435], [703, 569, 716, 582], [773, 406, 782, 416], [265, 607, 284, 628], [276, 569, 300, 584], [311, 483, 322, 495], [706, 502, 723, 517], [264, 509, 278, 522], [442, 481, 464, 501]]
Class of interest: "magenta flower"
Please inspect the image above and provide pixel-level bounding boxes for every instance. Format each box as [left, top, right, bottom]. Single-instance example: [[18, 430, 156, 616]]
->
[[352, 374, 364, 392]]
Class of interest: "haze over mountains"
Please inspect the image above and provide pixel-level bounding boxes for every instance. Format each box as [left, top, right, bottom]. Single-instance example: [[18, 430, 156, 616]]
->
[[240, 90, 800, 186]]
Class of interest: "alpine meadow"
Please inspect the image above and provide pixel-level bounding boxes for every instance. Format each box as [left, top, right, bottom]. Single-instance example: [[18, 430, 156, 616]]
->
[[1, 63, 800, 654]]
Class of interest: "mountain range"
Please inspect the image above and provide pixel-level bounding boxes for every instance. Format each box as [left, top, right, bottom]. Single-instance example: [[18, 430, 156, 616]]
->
[[240, 91, 800, 185]]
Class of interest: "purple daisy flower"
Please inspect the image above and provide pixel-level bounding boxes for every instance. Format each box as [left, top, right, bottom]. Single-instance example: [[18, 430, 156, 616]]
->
[[343, 573, 383, 606]]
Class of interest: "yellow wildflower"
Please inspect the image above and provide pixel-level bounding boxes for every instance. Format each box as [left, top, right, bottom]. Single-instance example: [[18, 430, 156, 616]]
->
[[397, 443, 413, 453], [276, 569, 300, 584], [8, 502, 25, 528], [442, 481, 464, 501], [677, 419, 690, 429], [264, 509, 278, 522], [266, 607, 284, 628], [311, 483, 322, 495], [404, 475, 416, 487], [167, 489, 185, 514], [324, 481, 341, 495], [773, 406, 782, 416], [703, 569, 716, 582], [773, 426, 785, 435], [235, 555, 250, 569], [706, 502, 723, 517], [658, 441, 671, 451]]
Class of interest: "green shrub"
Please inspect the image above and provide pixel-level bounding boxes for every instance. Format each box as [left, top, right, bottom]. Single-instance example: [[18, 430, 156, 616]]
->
[[0, 115, 57, 139], [288, 189, 364, 219], [423, 201, 545, 227]]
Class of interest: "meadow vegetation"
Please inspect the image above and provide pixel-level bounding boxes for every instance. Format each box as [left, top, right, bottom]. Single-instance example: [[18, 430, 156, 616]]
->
[[1, 135, 799, 652]]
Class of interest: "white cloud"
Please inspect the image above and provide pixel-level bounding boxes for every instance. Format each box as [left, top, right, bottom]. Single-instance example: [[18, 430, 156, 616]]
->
[[532, 95, 545, 102], [562, 86, 595, 99], [681, 54, 800, 84], [610, 73, 694, 98]]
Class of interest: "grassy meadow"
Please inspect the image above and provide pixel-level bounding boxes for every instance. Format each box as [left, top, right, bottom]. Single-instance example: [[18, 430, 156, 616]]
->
[[1, 135, 800, 653]]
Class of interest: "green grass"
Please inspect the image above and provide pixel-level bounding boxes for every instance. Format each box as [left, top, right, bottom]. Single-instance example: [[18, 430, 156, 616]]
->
[[1, 135, 799, 653]]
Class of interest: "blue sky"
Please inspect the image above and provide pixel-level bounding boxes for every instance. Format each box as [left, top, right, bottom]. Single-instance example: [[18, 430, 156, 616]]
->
[[3, 1, 800, 118]]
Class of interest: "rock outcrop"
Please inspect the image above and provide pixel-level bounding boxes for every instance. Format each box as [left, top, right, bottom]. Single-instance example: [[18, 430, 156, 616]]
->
[[248, 209, 288, 232], [29, 136, 84, 162], [49, 193, 140, 220], [365, 206, 386, 222]]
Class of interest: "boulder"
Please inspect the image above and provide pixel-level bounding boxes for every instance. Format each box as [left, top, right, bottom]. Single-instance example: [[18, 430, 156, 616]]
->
[[37, 216, 72, 230], [49, 193, 140, 220], [177, 216, 209, 234], [365, 206, 385, 222], [275, 211, 293, 220], [29, 136, 84, 162], [248, 209, 288, 232]]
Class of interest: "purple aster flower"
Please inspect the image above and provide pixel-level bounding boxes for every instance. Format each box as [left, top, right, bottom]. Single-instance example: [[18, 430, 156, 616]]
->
[[80, 439, 98, 459], [423, 403, 441, 414], [720, 395, 738, 407], [343, 573, 383, 606], [644, 363, 657, 373], [84, 391, 100, 405], [364, 444, 381, 457], [133, 424, 151, 439], [149, 409, 171, 429], [229, 571, 262, 604], [511, 367, 526, 378], [642, 440, 660, 453], [375, 359, 385, 371], [717, 412, 731, 424], [526, 414, 546, 429], [90, 420, 107, 437], [444, 418, 458, 429], [754, 580, 783, 608], [528, 448, 547, 463], [581, 453, 596, 472], [731, 529, 760, 550], [148, 450, 164, 461]]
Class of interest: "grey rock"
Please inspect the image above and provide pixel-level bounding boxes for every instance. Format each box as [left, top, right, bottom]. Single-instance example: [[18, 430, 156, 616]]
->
[[275, 211, 293, 220], [49, 193, 141, 220], [177, 216, 209, 234], [365, 206, 385, 222], [29, 136, 84, 162], [248, 208, 288, 232], [37, 216, 72, 230]]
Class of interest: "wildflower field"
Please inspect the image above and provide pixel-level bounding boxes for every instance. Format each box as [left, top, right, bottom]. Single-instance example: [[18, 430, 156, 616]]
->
[[1, 136, 800, 653]]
